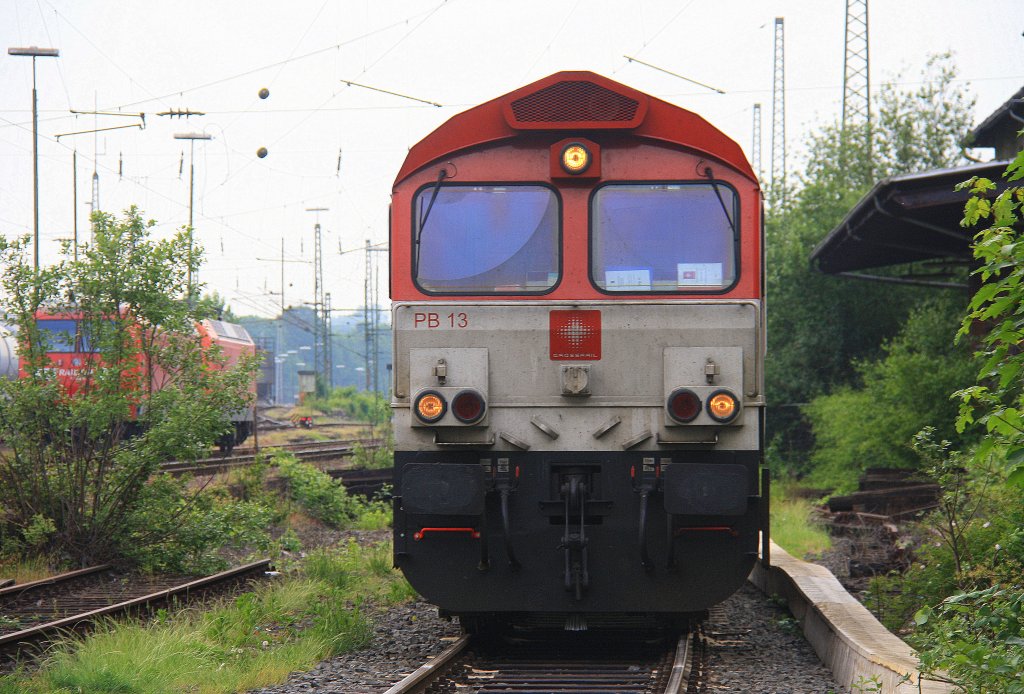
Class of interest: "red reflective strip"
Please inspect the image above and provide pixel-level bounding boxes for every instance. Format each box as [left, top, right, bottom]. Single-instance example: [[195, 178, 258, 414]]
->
[[413, 527, 481, 541]]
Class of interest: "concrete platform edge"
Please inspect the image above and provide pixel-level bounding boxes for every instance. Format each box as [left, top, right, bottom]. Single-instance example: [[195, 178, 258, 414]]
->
[[747, 541, 954, 694]]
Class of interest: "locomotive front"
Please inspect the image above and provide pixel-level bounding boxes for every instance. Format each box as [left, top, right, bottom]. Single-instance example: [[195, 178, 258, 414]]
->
[[390, 72, 766, 630]]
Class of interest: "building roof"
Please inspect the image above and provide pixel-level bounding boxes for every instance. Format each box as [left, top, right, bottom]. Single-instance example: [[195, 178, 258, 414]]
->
[[810, 160, 1008, 275], [968, 86, 1024, 148]]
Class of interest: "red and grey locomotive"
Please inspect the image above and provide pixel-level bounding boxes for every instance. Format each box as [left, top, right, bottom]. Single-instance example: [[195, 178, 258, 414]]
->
[[390, 72, 766, 631]]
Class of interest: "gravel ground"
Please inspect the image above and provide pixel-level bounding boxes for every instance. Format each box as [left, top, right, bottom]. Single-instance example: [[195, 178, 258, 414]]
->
[[704, 583, 842, 693], [249, 598, 461, 693], [250, 581, 843, 693]]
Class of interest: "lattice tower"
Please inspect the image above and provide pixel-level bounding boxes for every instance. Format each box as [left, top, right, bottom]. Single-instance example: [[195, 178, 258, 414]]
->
[[323, 292, 332, 389], [842, 0, 871, 134], [770, 18, 786, 203], [313, 221, 324, 387], [364, 239, 373, 390]]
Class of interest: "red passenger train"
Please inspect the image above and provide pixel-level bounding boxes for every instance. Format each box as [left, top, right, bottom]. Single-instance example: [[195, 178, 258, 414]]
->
[[390, 72, 766, 632], [27, 313, 256, 449]]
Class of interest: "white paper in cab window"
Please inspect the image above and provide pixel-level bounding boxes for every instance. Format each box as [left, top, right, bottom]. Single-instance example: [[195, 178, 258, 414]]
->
[[677, 263, 723, 287], [605, 268, 651, 291]]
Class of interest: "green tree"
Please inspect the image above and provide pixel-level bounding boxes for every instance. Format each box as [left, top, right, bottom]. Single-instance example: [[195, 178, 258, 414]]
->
[[804, 298, 975, 490], [0, 208, 261, 567], [766, 55, 975, 474]]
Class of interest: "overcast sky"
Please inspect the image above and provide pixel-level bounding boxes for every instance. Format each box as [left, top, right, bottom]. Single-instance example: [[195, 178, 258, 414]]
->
[[2, 0, 1023, 319]]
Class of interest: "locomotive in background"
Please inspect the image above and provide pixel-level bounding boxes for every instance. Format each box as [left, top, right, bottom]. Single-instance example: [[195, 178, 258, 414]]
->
[[390, 72, 767, 632], [25, 312, 257, 450]]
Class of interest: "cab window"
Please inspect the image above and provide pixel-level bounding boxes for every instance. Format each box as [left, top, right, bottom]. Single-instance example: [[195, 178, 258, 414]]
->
[[414, 185, 560, 294], [590, 183, 737, 292], [36, 319, 78, 353]]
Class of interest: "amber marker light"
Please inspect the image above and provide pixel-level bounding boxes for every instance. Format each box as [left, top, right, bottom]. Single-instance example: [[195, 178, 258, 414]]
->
[[414, 390, 447, 423], [560, 142, 591, 175], [706, 390, 739, 423]]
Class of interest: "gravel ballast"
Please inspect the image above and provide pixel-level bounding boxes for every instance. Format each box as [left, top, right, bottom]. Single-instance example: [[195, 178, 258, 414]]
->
[[250, 581, 842, 693]]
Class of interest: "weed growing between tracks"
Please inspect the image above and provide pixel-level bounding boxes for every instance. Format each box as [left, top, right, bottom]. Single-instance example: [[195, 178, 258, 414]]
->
[[0, 540, 416, 693]]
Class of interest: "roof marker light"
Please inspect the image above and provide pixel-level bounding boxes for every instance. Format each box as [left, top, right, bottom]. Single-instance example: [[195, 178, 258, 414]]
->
[[560, 142, 591, 175]]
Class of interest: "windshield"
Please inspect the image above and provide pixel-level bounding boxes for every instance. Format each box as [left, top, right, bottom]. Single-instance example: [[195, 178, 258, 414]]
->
[[591, 183, 737, 292], [415, 185, 559, 294], [36, 319, 78, 353]]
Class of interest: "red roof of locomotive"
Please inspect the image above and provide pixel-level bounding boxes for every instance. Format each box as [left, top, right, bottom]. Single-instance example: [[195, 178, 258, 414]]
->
[[394, 71, 756, 185]]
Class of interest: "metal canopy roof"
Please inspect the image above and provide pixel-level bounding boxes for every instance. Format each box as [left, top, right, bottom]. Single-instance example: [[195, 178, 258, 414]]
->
[[810, 160, 1008, 276], [968, 86, 1024, 149]]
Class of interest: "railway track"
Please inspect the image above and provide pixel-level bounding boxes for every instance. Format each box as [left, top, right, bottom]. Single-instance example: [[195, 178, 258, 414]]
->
[[160, 438, 385, 476], [0, 559, 272, 663], [384, 630, 703, 694]]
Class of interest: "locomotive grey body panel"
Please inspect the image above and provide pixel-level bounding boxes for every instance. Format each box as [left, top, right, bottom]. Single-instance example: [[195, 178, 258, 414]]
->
[[394, 301, 763, 452]]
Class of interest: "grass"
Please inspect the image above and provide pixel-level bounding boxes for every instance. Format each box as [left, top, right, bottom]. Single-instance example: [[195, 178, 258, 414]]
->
[[0, 540, 415, 694], [770, 480, 832, 559], [0, 554, 60, 583]]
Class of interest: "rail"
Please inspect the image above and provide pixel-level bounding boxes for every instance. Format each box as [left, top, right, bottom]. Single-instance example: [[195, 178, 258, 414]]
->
[[160, 438, 384, 476], [0, 559, 272, 656], [382, 632, 693, 693]]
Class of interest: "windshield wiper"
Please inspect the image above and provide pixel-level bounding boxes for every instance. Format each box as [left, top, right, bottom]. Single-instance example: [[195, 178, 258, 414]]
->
[[413, 167, 449, 275], [700, 163, 737, 238]]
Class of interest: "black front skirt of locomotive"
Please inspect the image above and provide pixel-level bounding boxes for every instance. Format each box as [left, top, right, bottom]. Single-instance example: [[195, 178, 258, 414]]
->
[[393, 449, 763, 617]]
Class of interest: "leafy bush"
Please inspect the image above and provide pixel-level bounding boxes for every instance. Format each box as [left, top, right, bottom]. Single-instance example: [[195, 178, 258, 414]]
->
[[303, 385, 389, 423], [804, 299, 974, 491], [121, 474, 274, 574], [914, 586, 1024, 693], [273, 451, 356, 527], [0, 208, 259, 567], [351, 433, 393, 470]]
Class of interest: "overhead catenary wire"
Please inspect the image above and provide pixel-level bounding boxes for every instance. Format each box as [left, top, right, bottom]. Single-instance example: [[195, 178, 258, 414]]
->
[[624, 56, 726, 94], [79, 1, 455, 115]]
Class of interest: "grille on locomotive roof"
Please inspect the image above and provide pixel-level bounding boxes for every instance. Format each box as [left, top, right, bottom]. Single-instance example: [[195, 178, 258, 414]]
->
[[510, 81, 639, 123]]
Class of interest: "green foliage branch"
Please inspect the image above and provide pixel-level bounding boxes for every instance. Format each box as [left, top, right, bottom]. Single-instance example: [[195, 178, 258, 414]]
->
[[905, 142, 1024, 692]]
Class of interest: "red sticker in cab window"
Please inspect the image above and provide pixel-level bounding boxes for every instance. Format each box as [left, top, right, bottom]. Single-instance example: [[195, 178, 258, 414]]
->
[[550, 310, 601, 360]]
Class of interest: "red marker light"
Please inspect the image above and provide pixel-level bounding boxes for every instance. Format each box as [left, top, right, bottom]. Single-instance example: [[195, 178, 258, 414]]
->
[[667, 388, 701, 424], [451, 389, 486, 424]]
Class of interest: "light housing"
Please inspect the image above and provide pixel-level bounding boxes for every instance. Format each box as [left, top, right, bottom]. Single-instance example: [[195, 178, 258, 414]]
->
[[666, 388, 702, 424], [560, 142, 591, 175], [706, 389, 739, 423], [414, 390, 447, 424], [451, 389, 487, 424]]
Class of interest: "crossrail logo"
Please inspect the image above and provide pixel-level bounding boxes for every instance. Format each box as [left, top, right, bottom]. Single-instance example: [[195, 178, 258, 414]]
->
[[549, 310, 601, 360]]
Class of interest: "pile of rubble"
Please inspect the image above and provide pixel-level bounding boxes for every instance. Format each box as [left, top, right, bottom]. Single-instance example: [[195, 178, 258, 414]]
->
[[810, 468, 940, 595]]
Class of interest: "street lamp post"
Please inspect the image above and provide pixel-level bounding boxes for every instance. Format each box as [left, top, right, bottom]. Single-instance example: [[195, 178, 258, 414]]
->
[[8, 46, 60, 271], [173, 132, 212, 297]]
